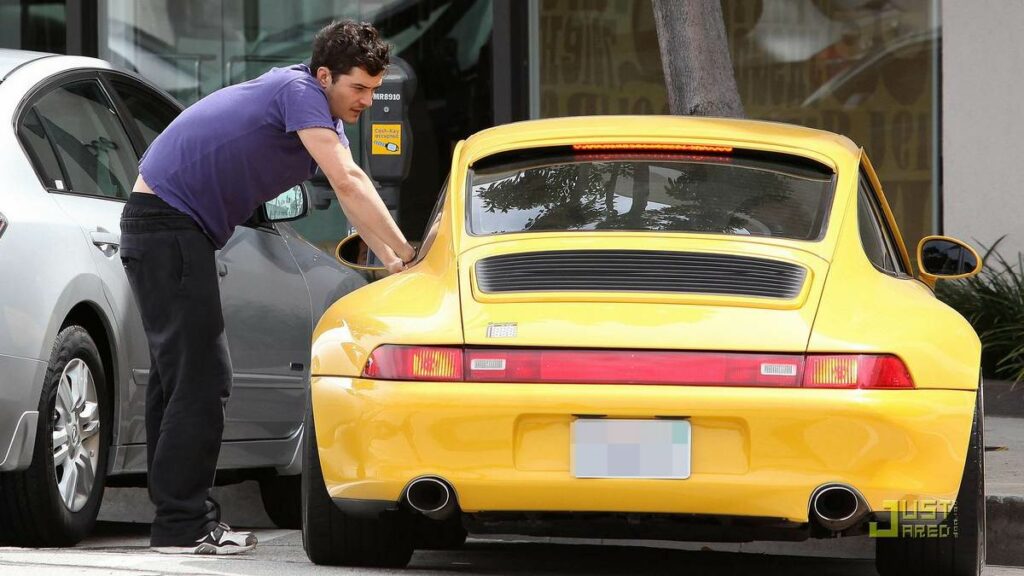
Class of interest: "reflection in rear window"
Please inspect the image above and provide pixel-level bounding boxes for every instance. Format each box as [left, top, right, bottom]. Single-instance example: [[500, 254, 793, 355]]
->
[[468, 150, 835, 241]]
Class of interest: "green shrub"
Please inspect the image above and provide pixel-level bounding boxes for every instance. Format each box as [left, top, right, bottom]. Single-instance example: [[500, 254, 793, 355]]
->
[[936, 238, 1024, 383]]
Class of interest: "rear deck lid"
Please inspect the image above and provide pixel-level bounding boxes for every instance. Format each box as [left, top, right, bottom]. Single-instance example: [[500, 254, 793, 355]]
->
[[458, 145, 836, 352]]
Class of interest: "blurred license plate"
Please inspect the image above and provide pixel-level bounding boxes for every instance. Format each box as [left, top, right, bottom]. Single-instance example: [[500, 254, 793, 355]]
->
[[572, 419, 691, 479]]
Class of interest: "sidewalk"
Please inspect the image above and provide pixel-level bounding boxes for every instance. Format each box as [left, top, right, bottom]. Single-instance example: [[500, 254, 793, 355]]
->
[[984, 380, 1024, 566]]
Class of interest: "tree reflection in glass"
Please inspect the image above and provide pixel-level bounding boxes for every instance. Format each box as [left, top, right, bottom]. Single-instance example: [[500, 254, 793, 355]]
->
[[470, 153, 835, 241]]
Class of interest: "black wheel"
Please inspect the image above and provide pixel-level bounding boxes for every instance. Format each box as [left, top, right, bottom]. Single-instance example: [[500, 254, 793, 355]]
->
[[414, 514, 468, 550], [0, 326, 111, 546], [876, 385, 985, 576], [301, 406, 413, 567], [259, 474, 301, 529]]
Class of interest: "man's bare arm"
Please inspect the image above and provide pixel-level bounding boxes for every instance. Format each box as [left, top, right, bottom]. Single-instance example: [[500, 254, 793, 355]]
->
[[344, 209, 396, 268], [298, 127, 414, 270]]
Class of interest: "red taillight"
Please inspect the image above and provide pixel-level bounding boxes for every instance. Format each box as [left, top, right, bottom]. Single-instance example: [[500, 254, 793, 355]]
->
[[362, 346, 915, 389], [803, 354, 914, 389], [363, 346, 463, 381]]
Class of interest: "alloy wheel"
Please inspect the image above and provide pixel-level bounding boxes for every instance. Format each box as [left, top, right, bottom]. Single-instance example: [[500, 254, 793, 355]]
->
[[51, 358, 101, 512]]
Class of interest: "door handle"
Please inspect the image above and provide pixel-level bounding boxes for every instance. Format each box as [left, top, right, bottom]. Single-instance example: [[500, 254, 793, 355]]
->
[[217, 262, 228, 277], [90, 231, 120, 255]]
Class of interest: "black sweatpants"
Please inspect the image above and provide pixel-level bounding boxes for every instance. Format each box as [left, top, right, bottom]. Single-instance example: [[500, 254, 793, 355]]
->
[[120, 192, 231, 546]]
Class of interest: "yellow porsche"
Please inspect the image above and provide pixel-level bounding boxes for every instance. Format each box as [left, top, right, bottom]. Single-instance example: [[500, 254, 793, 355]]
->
[[302, 116, 984, 575]]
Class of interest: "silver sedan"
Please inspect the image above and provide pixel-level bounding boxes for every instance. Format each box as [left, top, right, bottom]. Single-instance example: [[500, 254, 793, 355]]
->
[[0, 49, 364, 545]]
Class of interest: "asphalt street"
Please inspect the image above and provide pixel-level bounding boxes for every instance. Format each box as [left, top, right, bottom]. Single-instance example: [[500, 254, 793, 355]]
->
[[3, 522, 1024, 576]]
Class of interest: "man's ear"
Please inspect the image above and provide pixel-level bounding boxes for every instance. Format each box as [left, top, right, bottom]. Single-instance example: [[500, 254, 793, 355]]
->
[[315, 67, 332, 88]]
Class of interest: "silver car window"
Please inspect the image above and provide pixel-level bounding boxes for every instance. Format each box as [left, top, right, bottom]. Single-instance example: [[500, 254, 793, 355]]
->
[[17, 108, 65, 190], [30, 80, 137, 200], [109, 79, 180, 150]]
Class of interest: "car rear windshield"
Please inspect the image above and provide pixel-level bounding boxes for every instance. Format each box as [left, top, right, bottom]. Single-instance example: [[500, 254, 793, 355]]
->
[[468, 148, 836, 241]]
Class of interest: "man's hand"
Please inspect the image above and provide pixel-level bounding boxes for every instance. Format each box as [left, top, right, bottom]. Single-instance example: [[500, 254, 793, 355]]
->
[[382, 243, 416, 274], [397, 242, 416, 264], [384, 258, 407, 274]]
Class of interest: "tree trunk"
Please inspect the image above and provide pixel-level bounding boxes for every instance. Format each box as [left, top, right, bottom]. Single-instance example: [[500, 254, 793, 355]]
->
[[627, 163, 650, 221], [651, 0, 745, 118]]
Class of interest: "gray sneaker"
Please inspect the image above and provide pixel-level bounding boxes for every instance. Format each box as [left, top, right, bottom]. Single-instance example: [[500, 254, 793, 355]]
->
[[152, 524, 257, 555]]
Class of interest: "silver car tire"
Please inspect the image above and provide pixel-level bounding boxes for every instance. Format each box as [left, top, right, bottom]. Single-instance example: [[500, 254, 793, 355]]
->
[[0, 325, 110, 546], [259, 473, 301, 529]]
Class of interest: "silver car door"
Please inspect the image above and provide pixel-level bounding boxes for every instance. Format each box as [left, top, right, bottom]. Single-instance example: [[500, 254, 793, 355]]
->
[[215, 224, 310, 441], [27, 74, 150, 447]]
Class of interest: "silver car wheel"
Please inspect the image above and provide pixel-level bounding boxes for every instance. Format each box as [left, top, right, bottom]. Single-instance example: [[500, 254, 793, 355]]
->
[[51, 358, 101, 513]]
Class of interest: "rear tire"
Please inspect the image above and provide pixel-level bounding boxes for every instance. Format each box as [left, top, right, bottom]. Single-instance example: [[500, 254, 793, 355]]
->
[[875, 385, 985, 576], [301, 406, 413, 567], [0, 326, 111, 546], [259, 474, 301, 529]]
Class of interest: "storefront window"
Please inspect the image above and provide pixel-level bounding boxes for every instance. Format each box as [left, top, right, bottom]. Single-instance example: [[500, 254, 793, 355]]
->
[[536, 0, 940, 253], [0, 0, 66, 53], [101, 0, 493, 250]]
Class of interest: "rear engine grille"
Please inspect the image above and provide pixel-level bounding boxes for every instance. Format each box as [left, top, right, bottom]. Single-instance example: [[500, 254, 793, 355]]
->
[[474, 250, 806, 299]]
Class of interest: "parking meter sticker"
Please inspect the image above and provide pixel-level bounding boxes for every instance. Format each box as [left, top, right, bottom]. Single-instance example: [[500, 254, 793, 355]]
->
[[371, 123, 402, 155]]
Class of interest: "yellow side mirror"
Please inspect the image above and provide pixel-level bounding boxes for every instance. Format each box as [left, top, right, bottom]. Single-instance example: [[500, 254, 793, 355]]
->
[[917, 235, 982, 285]]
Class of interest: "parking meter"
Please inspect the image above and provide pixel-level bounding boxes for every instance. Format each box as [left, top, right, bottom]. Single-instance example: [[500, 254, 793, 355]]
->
[[364, 56, 417, 221]]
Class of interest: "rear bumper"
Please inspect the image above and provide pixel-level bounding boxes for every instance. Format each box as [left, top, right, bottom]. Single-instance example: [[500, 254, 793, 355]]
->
[[311, 377, 977, 523], [0, 353, 47, 471]]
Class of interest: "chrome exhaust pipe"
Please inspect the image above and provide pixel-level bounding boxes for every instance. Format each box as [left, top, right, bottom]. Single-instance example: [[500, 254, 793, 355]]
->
[[404, 476, 457, 520], [810, 484, 867, 532]]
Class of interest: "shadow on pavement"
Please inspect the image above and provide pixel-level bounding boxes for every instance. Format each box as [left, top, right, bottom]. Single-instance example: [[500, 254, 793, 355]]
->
[[409, 540, 875, 575]]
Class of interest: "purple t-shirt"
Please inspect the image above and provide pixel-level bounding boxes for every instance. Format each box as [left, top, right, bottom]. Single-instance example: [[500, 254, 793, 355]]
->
[[139, 64, 348, 248]]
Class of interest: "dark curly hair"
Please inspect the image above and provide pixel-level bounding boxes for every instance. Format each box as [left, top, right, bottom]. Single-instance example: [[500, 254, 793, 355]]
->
[[311, 20, 391, 79]]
